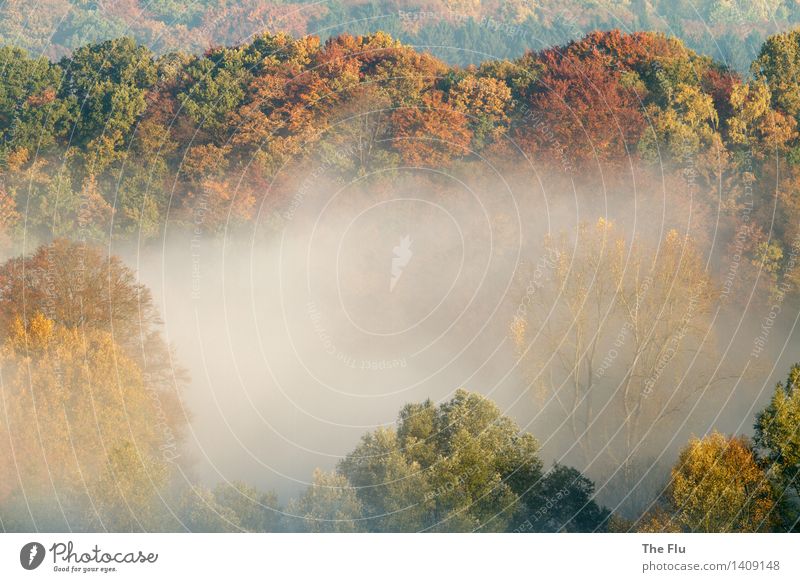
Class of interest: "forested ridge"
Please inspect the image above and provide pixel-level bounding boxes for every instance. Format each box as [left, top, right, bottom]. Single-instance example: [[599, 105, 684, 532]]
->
[[2, 24, 800, 532], [2, 27, 800, 299], [1, 0, 799, 72]]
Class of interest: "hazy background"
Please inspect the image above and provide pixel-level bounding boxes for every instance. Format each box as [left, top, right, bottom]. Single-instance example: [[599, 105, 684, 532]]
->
[[120, 165, 800, 510]]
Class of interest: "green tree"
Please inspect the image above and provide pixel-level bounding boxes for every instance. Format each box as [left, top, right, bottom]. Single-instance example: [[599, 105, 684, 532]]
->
[[211, 481, 283, 532], [177, 45, 253, 139], [0, 46, 72, 161], [754, 363, 800, 528], [337, 427, 429, 532], [752, 29, 800, 120], [176, 486, 243, 532], [175, 481, 283, 532], [524, 464, 610, 532], [59, 37, 157, 170], [338, 389, 608, 532]]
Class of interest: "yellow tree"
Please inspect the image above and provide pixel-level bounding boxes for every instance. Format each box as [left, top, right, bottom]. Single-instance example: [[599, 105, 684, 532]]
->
[[728, 81, 798, 153], [0, 240, 186, 438], [659, 432, 776, 532], [449, 75, 512, 148], [0, 313, 171, 530], [638, 82, 720, 163]]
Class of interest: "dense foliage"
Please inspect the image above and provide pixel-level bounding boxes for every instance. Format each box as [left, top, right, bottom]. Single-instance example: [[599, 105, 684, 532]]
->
[[1, 29, 800, 304]]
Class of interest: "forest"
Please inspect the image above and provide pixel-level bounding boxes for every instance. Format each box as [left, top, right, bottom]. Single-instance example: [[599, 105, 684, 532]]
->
[[2, 0, 800, 72], [1, 18, 800, 532]]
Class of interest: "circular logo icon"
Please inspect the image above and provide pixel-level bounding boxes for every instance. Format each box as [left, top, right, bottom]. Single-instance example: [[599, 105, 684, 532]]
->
[[20, 542, 46, 570]]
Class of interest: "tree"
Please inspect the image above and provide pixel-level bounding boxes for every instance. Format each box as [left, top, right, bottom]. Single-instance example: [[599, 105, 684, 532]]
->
[[337, 389, 608, 532], [88, 441, 171, 532], [0, 242, 186, 529], [518, 42, 644, 166], [752, 29, 800, 121], [175, 481, 283, 532], [754, 363, 800, 528], [211, 481, 283, 532], [647, 432, 777, 532], [317, 83, 398, 177], [448, 74, 512, 148], [0, 240, 155, 334], [728, 80, 797, 153], [0, 313, 173, 531], [287, 469, 364, 532], [638, 82, 720, 163], [391, 90, 472, 166], [229, 38, 329, 174], [175, 486, 243, 533], [526, 464, 610, 532], [0, 240, 186, 410], [337, 427, 430, 532], [177, 46, 248, 138], [59, 37, 157, 170], [0, 46, 71, 160]]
